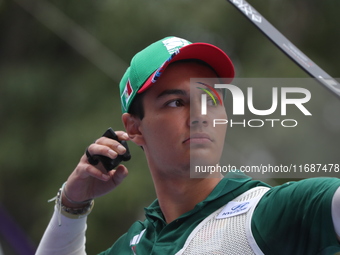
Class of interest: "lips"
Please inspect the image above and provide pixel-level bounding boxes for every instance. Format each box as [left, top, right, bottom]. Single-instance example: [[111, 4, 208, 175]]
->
[[183, 133, 212, 144]]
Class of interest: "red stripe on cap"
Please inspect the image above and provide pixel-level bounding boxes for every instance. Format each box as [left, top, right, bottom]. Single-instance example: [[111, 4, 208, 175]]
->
[[138, 42, 235, 94]]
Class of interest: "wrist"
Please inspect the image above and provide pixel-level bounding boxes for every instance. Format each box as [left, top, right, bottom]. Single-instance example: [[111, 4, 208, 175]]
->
[[57, 199, 94, 220], [55, 182, 94, 219], [62, 183, 93, 208], [61, 193, 89, 209]]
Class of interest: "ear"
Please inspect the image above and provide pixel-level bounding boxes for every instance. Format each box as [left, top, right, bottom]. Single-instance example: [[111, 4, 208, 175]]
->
[[122, 113, 145, 146]]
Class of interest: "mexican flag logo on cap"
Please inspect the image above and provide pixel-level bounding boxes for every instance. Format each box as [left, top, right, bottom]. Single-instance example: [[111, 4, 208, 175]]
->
[[121, 79, 134, 111]]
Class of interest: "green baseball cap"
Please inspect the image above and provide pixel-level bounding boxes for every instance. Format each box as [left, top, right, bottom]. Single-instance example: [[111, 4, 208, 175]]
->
[[119, 36, 235, 113]]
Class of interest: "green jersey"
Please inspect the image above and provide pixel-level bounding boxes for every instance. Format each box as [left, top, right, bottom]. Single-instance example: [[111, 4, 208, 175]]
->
[[99, 173, 340, 255]]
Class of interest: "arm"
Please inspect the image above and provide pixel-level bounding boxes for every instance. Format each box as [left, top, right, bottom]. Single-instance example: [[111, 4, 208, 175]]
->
[[35, 205, 88, 255], [252, 178, 340, 254], [36, 131, 130, 254], [332, 186, 340, 241]]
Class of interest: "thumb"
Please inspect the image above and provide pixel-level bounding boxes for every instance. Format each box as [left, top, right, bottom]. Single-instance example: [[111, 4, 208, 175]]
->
[[110, 165, 129, 186]]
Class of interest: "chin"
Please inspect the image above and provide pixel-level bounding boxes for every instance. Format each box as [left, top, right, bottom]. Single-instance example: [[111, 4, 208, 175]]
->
[[190, 152, 220, 167]]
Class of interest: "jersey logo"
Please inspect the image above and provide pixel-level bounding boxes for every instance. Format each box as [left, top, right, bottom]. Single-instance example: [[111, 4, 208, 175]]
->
[[130, 229, 146, 255], [216, 198, 257, 219]]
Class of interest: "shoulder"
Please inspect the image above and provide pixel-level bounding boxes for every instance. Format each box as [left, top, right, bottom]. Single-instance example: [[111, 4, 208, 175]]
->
[[255, 177, 340, 221], [263, 177, 340, 207], [251, 177, 340, 254]]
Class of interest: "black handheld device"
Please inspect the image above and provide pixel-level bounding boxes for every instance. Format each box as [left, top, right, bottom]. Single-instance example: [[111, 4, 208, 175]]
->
[[89, 128, 131, 171]]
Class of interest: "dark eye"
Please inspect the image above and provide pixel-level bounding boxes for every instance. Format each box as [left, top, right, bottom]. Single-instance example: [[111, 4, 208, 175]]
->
[[207, 97, 216, 106], [167, 99, 184, 107]]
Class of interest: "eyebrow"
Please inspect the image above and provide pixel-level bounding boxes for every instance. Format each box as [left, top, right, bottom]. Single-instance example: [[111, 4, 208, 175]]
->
[[199, 87, 223, 95], [157, 89, 188, 99]]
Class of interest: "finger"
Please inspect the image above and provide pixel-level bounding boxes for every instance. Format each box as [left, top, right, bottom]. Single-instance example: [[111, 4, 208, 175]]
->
[[93, 138, 127, 155], [110, 165, 129, 186], [114, 131, 130, 141], [79, 160, 111, 181], [87, 143, 120, 159]]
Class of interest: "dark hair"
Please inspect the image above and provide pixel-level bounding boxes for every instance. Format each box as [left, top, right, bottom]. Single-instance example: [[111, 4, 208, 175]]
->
[[128, 91, 146, 119], [127, 59, 218, 120]]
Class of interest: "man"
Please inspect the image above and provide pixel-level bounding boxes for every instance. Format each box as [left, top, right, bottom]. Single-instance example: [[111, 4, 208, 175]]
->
[[36, 36, 340, 254]]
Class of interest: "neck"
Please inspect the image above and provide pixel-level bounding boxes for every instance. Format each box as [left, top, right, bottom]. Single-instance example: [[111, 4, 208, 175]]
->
[[152, 173, 222, 223]]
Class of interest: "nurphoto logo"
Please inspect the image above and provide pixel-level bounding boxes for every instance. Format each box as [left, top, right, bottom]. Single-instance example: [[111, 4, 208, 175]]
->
[[196, 79, 312, 128]]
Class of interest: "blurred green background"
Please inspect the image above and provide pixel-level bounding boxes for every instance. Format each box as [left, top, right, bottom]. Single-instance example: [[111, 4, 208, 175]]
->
[[0, 0, 339, 254]]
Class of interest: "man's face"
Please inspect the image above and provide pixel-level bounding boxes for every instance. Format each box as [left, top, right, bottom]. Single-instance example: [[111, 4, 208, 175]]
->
[[138, 61, 227, 177]]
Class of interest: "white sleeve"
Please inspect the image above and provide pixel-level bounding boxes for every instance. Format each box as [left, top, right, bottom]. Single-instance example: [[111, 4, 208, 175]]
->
[[331, 186, 340, 238], [35, 205, 87, 255]]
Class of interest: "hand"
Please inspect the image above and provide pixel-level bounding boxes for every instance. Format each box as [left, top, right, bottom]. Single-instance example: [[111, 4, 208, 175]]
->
[[62, 131, 130, 208]]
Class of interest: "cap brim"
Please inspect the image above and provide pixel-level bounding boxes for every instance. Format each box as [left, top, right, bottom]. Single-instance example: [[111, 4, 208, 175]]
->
[[138, 42, 235, 93]]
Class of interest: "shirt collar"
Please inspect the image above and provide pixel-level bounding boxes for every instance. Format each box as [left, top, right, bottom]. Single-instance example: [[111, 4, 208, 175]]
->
[[144, 172, 252, 223]]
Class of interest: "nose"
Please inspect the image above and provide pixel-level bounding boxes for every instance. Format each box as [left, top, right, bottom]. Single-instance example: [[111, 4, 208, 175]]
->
[[190, 118, 208, 127], [188, 99, 209, 127]]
